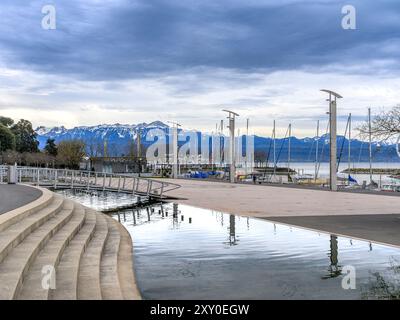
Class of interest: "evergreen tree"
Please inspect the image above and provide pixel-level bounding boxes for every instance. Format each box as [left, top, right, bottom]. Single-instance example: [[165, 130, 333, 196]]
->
[[44, 138, 58, 156], [0, 124, 16, 152], [0, 116, 14, 128], [11, 119, 39, 153]]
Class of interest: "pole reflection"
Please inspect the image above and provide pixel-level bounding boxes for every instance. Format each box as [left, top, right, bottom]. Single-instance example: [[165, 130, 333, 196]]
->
[[322, 235, 342, 279]]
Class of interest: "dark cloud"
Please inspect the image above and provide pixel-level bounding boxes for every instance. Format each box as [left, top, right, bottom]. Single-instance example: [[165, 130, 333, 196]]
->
[[1, 0, 400, 80]]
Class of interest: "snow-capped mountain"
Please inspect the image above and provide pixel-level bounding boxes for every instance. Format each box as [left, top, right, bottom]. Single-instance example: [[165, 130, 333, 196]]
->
[[35, 122, 399, 161], [35, 121, 170, 157]]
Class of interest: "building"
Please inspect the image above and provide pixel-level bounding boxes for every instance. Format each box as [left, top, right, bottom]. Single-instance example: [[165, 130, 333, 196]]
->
[[88, 156, 147, 174]]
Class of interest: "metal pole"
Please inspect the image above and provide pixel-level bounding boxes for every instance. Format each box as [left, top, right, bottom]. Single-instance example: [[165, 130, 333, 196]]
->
[[368, 108, 373, 184], [222, 109, 239, 183], [288, 123, 291, 177], [348, 113, 352, 185], [321, 89, 342, 192], [246, 118, 249, 175], [229, 117, 235, 183], [273, 120, 276, 177], [330, 97, 337, 191], [315, 120, 319, 183]]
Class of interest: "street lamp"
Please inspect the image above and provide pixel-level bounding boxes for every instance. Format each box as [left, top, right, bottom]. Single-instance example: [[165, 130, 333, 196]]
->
[[167, 121, 181, 179], [222, 109, 239, 183], [320, 89, 343, 191]]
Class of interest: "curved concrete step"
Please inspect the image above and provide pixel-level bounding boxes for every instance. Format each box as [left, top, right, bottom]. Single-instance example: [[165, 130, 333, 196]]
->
[[0, 195, 64, 264], [16, 204, 86, 300], [100, 216, 123, 300], [77, 212, 109, 300], [49, 209, 97, 300], [0, 187, 54, 232], [0, 199, 74, 300], [115, 219, 142, 300]]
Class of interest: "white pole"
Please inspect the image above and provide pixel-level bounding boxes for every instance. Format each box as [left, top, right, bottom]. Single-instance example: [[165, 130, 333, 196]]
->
[[222, 110, 239, 183], [368, 108, 373, 184], [288, 123, 291, 177], [348, 113, 352, 185], [330, 96, 337, 191], [246, 118, 249, 175], [273, 120, 276, 177], [315, 120, 319, 183], [229, 116, 235, 183], [172, 125, 178, 179]]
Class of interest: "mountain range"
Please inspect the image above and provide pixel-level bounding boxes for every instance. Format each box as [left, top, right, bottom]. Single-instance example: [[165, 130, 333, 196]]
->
[[35, 121, 400, 162]]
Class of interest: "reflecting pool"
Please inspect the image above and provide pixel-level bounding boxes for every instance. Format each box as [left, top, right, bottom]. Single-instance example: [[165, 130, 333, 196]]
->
[[112, 203, 400, 300], [55, 189, 141, 211]]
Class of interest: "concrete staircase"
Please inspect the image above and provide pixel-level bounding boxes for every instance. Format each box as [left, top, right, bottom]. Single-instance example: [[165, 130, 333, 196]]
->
[[0, 187, 141, 300]]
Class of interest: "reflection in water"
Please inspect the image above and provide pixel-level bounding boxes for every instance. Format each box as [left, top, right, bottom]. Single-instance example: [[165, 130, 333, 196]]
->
[[228, 215, 237, 246], [362, 258, 400, 300], [322, 235, 342, 279], [121, 204, 400, 300], [55, 189, 139, 211], [53, 190, 400, 300]]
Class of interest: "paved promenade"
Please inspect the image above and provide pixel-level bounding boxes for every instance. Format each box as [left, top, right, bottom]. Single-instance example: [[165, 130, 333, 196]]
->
[[160, 179, 400, 217], [0, 184, 42, 214]]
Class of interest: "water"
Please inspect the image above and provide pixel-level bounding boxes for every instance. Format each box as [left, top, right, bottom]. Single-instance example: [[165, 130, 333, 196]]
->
[[111, 203, 400, 300], [55, 190, 400, 300], [55, 189, 142, 211], [283, 161, 400, 185]]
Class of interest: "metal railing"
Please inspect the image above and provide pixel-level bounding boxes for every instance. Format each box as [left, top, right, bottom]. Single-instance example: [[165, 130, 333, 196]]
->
[[0, 166, 180, 199]]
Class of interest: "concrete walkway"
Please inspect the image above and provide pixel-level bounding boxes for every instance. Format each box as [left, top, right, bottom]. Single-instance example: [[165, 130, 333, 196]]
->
[[0, 184, 42, 214], [160, 179, 400, 217]]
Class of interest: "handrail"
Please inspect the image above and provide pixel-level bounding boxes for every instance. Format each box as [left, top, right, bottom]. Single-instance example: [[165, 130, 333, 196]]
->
[[0, 165, 180, 198]]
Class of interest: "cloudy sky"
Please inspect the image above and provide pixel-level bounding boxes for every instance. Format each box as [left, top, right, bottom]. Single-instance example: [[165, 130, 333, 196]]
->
[[0, 0, 399, 137]]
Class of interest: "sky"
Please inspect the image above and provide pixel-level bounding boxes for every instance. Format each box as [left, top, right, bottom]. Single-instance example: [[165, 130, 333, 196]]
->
[[0, 0, 399, 137]]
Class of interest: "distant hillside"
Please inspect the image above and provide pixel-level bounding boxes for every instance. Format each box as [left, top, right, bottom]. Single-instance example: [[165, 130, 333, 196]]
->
[[35, 122, 400, 162]]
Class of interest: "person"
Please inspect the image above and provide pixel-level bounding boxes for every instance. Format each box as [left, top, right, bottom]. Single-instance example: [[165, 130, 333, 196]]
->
[[252, 174, 256, 184]]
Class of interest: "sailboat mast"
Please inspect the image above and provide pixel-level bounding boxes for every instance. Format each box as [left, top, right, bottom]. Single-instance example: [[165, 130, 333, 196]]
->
[[315, 120, 319, 182], [348, 113, 351, 184], [288, 123, 291, 176], [246, 118, 249, 175], [273, 120, 276, 176], [368, 108, 373, 183]]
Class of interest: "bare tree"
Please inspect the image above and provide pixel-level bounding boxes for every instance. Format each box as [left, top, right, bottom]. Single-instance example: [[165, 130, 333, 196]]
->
[[358, 105, 400, 141], [57, 140, 86, 169]]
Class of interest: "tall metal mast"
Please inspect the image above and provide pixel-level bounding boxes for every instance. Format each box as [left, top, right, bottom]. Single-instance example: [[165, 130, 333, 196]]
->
[[348, 113, 352, 184], [273, 120, 276, 176], [321, 89, 343, 192], [315, 120, 320, 183], [167, 120, 181, 179], [222, 109, 239, 183], [368, 108, 373, 184], [288, 123, 292, 176]]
